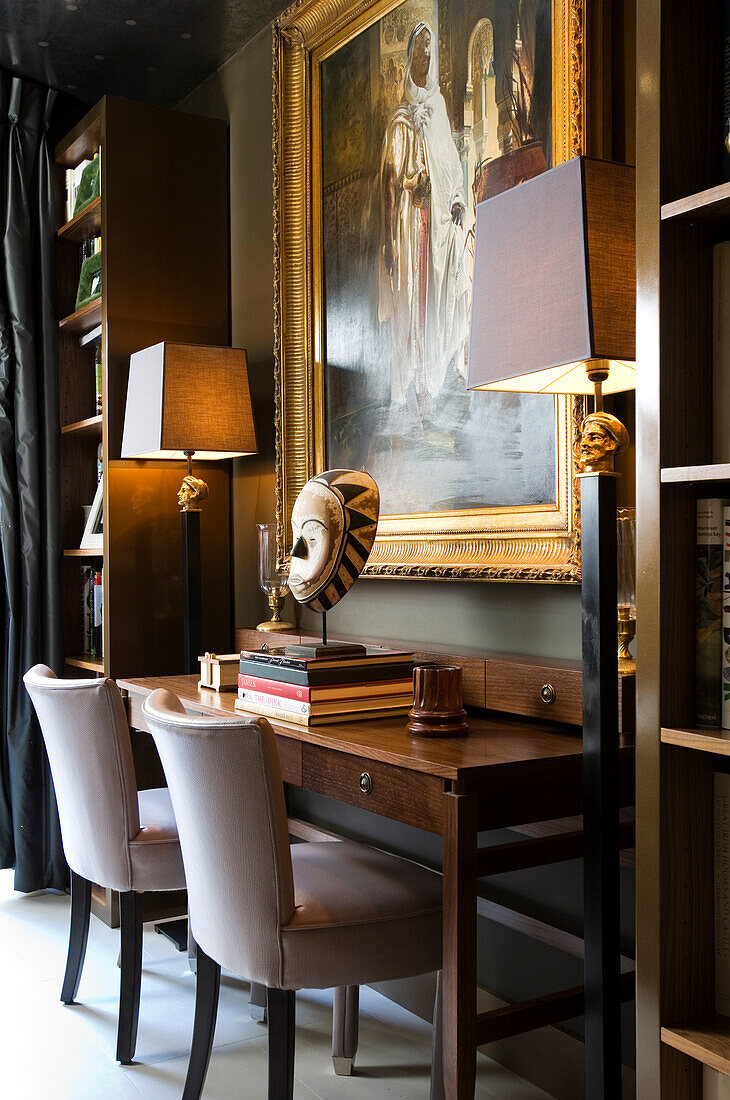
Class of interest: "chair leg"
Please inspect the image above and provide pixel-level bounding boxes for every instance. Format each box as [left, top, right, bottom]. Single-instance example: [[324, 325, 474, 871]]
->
[[429, 970, 445, 1100], [116, 890, 143, 1064], [182, 946, 221, 1100], [250, 981, 267, 1022], [267, 988, 296, 1100], [332, 985, 359, 1075], [61, 872, 91, 1004]]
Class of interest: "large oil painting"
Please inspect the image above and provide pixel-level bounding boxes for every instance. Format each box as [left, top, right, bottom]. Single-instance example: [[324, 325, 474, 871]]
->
[[274, 0, 595, 580]]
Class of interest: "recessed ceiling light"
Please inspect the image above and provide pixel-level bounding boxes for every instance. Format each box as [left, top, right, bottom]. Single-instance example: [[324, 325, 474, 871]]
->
[[95, 54, 104, 60], [181, 32, 192, 39], [38, 41, 49, 47], [66, 4, 77, 10], [125, 19, 136, 26]]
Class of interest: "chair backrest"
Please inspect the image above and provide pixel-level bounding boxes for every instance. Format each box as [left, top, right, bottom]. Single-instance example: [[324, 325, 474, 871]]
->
[[142, 690, 295, 988], [23, 665, 141, 890]]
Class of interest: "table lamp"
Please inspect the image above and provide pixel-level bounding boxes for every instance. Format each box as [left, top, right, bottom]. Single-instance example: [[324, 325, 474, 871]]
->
[[121, 342, 257, 673], [467, 155, 636, 1097]]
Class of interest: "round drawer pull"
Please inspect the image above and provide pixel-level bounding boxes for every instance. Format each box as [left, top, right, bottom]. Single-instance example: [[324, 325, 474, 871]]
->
[[540, 683, 556, 705], [359, 772, 373, 795]]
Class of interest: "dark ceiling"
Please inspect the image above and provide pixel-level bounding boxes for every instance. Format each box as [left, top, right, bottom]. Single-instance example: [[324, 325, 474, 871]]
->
[[0, 0, 287, 107]]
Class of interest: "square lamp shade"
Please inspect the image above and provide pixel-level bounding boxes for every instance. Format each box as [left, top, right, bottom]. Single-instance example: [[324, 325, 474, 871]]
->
[[467, 156, 636, 395], [121, 342, 257, 460]]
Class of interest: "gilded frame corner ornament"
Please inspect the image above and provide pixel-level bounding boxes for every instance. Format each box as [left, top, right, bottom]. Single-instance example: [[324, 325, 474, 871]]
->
[[273, 0, 587, 582]]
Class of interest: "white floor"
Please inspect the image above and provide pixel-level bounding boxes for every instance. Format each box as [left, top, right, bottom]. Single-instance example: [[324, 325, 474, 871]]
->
[[0, 868, 551, 1099]]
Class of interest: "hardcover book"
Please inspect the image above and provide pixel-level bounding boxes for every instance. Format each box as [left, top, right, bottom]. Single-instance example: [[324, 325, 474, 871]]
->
[[237, 672, 413, 702], [238, 659, 414, 688], [713, 242, 730, 461], [697, 499, 724, 728], [716, 768, 730, 1016], [236, 687, 412, 715]]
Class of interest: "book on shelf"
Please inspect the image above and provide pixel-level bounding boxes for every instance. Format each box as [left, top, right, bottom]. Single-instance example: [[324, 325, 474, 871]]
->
[[724, 0, 730, 182], [234, 696, 410, 726], [697, 498, 724, 727], [704, 1064, 730, 1099], [80, 565, 95, 655], [93, 570, 103, 660], [94, 342, 102, 414], [237, 671, 414, 702], [724, 505, 730, 730], [716, 767, 730, 1017], [65, 159, 90, 222], [237, 686, 413, 716], [714, 242, 730, 462]]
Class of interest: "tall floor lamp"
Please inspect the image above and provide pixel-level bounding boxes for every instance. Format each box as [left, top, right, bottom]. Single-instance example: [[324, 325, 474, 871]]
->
[[467, 156, 636, 1098], [121, 342, 257, 673]]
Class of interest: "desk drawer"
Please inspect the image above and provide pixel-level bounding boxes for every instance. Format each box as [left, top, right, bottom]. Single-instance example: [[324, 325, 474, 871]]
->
[[485, 659, 582, 725], [301, 744, 443, 833]]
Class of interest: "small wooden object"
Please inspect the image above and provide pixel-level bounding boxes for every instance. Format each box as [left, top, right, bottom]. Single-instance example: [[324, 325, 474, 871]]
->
[[408, 664, 469, 739], [198, 652, 239, 692]]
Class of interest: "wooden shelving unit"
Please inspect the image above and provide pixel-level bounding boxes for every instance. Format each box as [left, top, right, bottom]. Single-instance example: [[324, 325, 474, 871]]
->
[[55, 96, 234, 926], [61, 414, 102, 437], [58, 298, 103, 336], [661, 1017, 730, 1076], [635, 0, 730, 1094], [57, 195, 101, 243], [65, 656, 104, 673], [55, 98, 233, 680], [661, 464, 730, 483]]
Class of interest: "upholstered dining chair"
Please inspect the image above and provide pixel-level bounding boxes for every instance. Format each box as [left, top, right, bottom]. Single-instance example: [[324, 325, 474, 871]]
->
[[23, 665, 187, 1065], [142, 688, 444, 1100]]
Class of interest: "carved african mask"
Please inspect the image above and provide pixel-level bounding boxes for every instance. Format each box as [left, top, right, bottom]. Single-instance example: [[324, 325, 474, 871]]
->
[[288, 470, 380, 611]]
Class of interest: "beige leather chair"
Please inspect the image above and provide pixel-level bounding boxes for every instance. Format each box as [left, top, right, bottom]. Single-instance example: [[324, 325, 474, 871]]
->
[[23, 665, 186, 1064], [142, 688, 444, 1100]]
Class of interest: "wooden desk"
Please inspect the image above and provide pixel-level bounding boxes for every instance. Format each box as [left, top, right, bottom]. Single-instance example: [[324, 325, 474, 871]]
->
[[119, 674, 635, 1099]]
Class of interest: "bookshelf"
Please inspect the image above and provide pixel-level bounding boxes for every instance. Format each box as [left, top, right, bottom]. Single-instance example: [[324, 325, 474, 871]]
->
[[55, 97, 233, 924], [55, 96, 233, 685], [635, 0, 730, 1094]]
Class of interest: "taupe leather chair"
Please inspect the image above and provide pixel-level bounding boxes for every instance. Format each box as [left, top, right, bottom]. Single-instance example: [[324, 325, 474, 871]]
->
[[142, 688, 444, 1100], [23, 665, 186, 1064]]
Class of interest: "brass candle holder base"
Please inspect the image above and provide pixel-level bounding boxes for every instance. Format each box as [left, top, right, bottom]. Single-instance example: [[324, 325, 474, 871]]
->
[[257, 589, 294, 633]]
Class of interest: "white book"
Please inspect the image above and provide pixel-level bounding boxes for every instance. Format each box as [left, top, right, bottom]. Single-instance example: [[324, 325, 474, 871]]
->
[[715, 770, 730, 1016], [704, 1064, 730, 1099], [714, 242, 730, 462]]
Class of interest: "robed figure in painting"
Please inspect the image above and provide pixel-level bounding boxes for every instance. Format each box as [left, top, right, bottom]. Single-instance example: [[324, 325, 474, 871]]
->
[[379, 21, 471, 414]]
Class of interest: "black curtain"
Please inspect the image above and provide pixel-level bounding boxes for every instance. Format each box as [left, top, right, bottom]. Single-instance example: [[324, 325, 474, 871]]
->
[[0, 70, 66, 891]]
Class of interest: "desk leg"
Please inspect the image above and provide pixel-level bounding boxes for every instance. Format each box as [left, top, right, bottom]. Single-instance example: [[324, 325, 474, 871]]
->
[[442, 790, 478, 1100]]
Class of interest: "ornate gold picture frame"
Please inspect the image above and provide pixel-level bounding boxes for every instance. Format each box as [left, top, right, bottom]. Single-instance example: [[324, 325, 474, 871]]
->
[[273, 0, 589, 581]]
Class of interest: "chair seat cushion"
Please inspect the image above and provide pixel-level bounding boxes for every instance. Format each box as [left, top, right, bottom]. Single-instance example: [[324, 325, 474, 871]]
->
[[279, 841, 442, 990], [128, 788, 186, 892]]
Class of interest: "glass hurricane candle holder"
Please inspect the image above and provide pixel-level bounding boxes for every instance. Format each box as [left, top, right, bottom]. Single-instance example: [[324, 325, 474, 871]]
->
[[256, 523, 294, 633], [616, 507, 636, 672]]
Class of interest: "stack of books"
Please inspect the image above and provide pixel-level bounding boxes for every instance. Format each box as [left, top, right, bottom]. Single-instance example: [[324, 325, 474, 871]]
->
[[235, 646, 414, 726]]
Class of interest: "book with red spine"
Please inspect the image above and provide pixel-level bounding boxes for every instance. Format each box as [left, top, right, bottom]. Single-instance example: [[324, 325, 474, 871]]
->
[[237, 687, 412, 715], [237, 672, 413, 703]]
